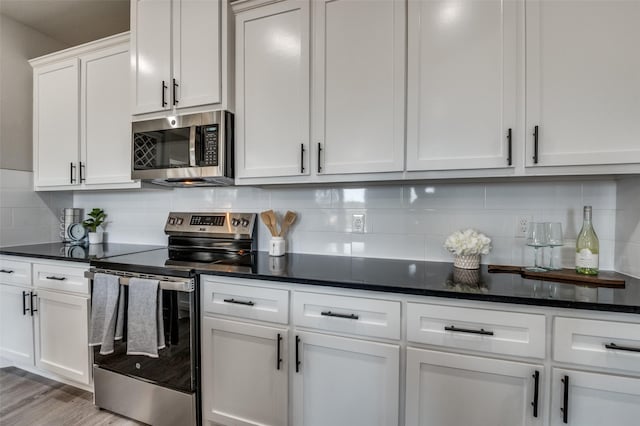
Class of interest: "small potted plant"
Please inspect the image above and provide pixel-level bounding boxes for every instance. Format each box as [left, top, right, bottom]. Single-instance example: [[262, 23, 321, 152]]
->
[[83, 208, 107, 244], [443, 228, 492, 269]]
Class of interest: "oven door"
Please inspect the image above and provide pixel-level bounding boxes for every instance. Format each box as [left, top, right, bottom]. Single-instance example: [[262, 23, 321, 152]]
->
[[92, 284, 196, 393]]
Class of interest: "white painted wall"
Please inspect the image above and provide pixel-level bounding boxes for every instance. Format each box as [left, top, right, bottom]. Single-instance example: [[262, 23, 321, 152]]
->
[[615, 177, 640, 278], [0, 14, 67, 171], [73, 179, 619, 270], [0, 169, 72, 246]]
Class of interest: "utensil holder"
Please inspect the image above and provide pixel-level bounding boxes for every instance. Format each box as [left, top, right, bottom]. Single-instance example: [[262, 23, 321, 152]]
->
[[269, 237, 286, 257]]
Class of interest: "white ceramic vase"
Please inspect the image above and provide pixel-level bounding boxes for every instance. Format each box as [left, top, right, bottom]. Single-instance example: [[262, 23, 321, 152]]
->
[[88, 231, 103, 244]]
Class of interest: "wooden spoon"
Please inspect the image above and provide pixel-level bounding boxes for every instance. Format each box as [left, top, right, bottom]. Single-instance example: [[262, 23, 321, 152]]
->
[[260, 210, 278, 237], [266, 210, 279, 236], [279, 211, 297, 237]]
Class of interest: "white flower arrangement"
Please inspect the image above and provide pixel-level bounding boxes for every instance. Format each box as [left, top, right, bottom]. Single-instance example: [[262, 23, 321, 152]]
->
[[443, 228, 492, 256]]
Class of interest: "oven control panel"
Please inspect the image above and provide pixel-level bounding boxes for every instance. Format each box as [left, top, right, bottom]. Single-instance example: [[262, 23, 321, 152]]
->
[[164, 212, 256, 238]]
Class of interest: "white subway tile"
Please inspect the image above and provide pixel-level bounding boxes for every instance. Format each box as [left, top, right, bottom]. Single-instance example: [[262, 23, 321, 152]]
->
[[333, 186, 403, 209], [582, 180, 617, 209], [403, 183, 485, 209], [270, 188, 333, 209], [288, 231, 351, 256], [486, 182, 582, 210], [352, 234, 425, 260]]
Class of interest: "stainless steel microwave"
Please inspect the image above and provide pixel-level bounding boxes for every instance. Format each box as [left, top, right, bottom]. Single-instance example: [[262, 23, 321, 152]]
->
[[131, 111, 234, 187]]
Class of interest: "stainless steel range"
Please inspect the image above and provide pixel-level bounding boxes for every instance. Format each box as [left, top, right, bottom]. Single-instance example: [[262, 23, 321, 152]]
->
[[88, 212, 257, 426]]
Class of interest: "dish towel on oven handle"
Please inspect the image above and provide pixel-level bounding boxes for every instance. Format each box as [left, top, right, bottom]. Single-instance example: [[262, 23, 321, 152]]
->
[[89, 273, 122, 355], [126, 277, 165, 358]]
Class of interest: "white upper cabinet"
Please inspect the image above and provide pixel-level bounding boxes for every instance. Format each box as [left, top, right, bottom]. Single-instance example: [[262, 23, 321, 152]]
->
[[235, 0, 310, 178], [234, 0, 405, 182], [406, 0, 517, 171], [33, 58, 80, 187], [131, 0, 172, 114], [313, 0, 405, 175], [526, 0, 640, 167], [31, 33, 139, 191], [81, 44, 133, 185], [132, 0, 228, 116]]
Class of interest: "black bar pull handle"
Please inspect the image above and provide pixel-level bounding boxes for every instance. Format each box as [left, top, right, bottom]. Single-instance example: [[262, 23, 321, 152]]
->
[[507, 128, 513, 166], [173, 78, 179, 105], [223, 298, 254, 306], [30, 292, 37, 316], [533, 125, 539, 164], [70, 162, 76, 184], [317, 143, 322, 173], [531, 370, 540, 418], [605, 342, 640, 353], [300, 143, 305, 174], [22, 291, 30, 316], [321, 311, 359, 320], [162, 80, 168, 107], [0, 269, 14, 274], [295, 335, 301, 373], [276, 333, 283, 370], [46, 276, 66, 281], [79, 161, 85, 183], [561, 375, 569, 424], [444, 325, 494, 336]]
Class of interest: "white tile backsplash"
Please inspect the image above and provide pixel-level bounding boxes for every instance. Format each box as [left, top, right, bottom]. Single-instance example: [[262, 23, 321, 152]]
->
[[0, 169, 72, 246], [615, 177, 640, 277], [69, 178, 625, 270]]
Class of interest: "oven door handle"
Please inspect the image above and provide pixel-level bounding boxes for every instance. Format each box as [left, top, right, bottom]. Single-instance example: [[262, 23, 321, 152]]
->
[[85, 271, 195, 292]]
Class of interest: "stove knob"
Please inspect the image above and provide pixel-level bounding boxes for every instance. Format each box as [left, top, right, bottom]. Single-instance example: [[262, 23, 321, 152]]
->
[[168, 217, 176, 225], [241, 218, 250, 228], [176, 218, 184, 225], [231, 218, 241, 227]]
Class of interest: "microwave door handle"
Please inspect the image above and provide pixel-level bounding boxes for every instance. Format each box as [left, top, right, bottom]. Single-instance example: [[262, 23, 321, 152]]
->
[[189, 126, 197, 167]]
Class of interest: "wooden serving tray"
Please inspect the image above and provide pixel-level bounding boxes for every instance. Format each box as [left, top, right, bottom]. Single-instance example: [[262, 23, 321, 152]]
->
[[487, 265, 626, 288]]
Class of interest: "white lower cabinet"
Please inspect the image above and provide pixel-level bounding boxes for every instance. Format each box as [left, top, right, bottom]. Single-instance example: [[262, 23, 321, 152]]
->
[[550, 368, 640, 426], [201, 317, 288, 426], [292, 331, 400, 426], [0, 257, 91, 387], [405, 348, 543, 426], [0, 283, 35, 365], [34, 289, 90, 385]]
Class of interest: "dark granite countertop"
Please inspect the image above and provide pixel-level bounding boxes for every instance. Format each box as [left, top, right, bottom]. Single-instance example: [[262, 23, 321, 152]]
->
[[201, 253, 640, 314], [0, 242, 164, 263], [86, 249, 640, 314]]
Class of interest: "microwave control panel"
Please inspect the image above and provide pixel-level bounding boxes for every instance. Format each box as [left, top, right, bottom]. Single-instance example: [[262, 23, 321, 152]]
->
[[201, 125, 218, 166]]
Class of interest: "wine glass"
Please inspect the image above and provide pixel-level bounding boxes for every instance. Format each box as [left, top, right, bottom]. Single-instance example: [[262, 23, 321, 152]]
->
[[545, 222, 564, 270], [525, 222, 548, 272]]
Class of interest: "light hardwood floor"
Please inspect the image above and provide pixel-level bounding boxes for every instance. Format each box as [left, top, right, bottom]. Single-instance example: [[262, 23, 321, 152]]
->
[[0, 367, 142, 425]]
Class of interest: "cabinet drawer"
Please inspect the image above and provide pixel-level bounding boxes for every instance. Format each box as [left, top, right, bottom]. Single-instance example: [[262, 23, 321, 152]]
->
[[407, 302, 546, 358], [293, 291, 401, 340], [32, 262, 88, 295], [554, 317, 640, 374], [0, 258, 31, 286], [202, 279, 289, 324]]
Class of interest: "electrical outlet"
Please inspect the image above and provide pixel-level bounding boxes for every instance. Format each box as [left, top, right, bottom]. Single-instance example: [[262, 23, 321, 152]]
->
[[352, 214, 365, 233], [515, 215, 532, 238]]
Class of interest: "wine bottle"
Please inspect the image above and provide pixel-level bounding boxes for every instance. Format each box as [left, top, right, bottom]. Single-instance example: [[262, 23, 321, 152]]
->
[[575, 206, 599, 275]]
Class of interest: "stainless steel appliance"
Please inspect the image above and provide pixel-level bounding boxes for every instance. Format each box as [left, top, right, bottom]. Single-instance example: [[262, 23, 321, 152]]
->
[[88, 212, 258, 426], [131, 111, 234, 187]]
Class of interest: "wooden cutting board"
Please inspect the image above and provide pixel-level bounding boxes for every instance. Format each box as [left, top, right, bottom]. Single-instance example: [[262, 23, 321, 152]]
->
[[487, 265, 626, 288]]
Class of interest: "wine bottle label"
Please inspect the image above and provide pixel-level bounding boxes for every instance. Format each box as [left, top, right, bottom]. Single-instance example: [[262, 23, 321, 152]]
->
[[576, 249, 599, 268]]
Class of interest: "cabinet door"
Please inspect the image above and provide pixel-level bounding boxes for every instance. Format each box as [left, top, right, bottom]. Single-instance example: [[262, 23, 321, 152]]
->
[[550, 368, 640, 426], [313, 0, 405, 175], [34, 289, 90, 384], [33, 58, 80, 187], [406, 0, 516, 171], [406, 348, 543, 426], [526, 0, 640, 167], [82, 43, 133, 185], [293, 331, 399, 426], [173, 0, 221, 109], [201, 317, 288, 426], [235, 0, 310, 178], [0, 284, 34, 366], [131, 0, 172, 114]]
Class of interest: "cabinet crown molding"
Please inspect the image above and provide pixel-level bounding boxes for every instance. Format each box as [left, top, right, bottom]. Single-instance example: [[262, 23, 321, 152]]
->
[[29, 32, 130, 68]]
